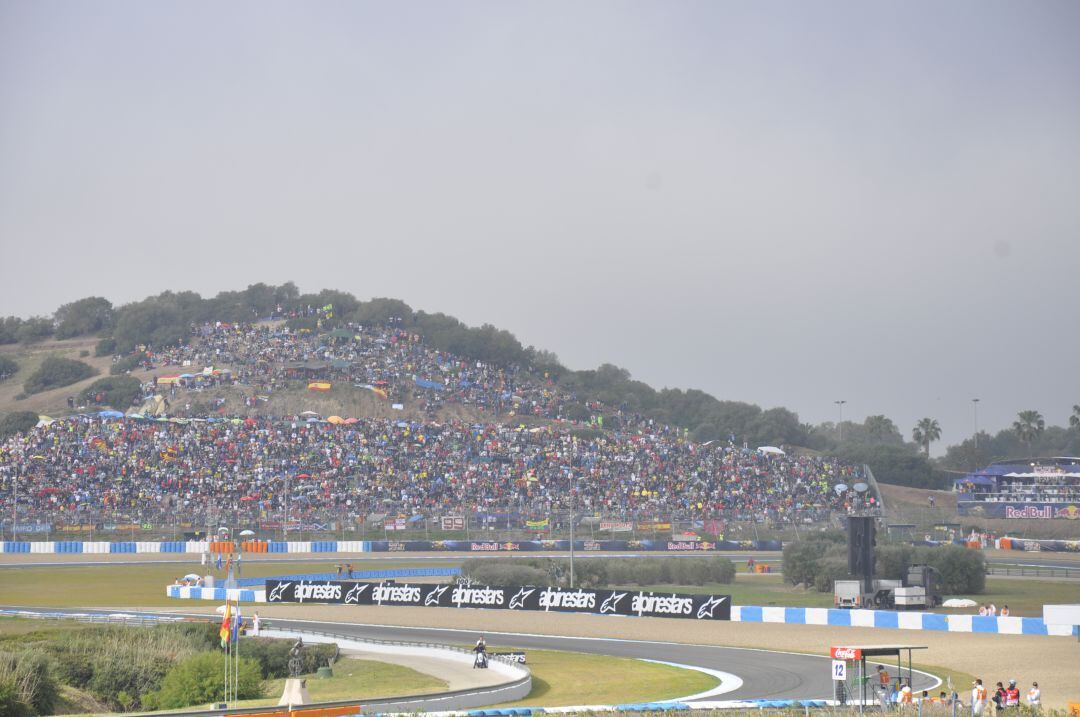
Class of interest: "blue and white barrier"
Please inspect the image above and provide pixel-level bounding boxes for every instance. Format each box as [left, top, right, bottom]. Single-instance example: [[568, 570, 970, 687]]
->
[[730, 605, 1078, 637], [167, 585, 265, 602]]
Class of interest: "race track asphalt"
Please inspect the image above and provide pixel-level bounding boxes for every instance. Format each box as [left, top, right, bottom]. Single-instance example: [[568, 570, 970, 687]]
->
[[267, 617, 942, 702]]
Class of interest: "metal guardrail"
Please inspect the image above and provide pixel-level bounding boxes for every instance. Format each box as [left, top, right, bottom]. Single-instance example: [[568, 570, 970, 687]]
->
[[986, 565, 1080, 579], [275, 625, 526, 670]]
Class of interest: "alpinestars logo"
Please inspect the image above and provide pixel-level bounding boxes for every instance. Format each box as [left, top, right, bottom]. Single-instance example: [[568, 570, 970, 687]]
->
[[295, 581, 342, 603], [344, 583, 369, 604], [509, 588, 535, 609], [600, 592, 627, 614], [425, 585, 449, 606], [268, 582, 292, 602], [696, 595, 727, 619]]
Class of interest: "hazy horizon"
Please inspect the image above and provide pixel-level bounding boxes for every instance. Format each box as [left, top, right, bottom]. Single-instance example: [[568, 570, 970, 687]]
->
[[2, 1, 1078, 452]]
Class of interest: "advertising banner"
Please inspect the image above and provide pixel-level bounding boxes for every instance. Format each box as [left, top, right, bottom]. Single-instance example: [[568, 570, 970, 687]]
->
[[265, 580, 730, 620], [366, 538, 780, 552], [958, 502, 1080, 520]]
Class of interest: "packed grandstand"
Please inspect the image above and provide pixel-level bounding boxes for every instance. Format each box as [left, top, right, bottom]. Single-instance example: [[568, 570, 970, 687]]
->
[[1, 319, 875, 531]]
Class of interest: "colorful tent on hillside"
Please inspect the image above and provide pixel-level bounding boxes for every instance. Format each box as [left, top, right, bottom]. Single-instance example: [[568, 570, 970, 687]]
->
[[308, 381, 332, 392]]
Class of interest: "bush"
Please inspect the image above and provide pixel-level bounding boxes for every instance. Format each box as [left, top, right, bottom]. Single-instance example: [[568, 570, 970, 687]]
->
[[23, 357, 96, 395], [466, 564, 552, 588], [15, 317, 54, 345], [0, 412, 39, 441], [53, 297, 114, 339], [0, 356, 17, 382], [787, 536, 986, 595], [109, 354, 144, 375], [146, 652, 262, 710], [0, 318, 22, 345], [79, 376, 141, 409], [919, 544, 985, 594], [241, 638, 337, 679], [94, 337, 116, 357], [0, 651, 59, 717], [782, 534, 846, 592]]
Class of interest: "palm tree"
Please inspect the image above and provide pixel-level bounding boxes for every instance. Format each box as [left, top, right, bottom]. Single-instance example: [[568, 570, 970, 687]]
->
[[1070, 404, 1080, 430], [1012, 410, 1045, 451], [912, 418, 941, 457]]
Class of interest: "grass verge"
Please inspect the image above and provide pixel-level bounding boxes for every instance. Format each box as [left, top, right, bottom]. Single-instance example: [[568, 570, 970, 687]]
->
[[0, 560, 456, 607], [490, 649, 717, 707]]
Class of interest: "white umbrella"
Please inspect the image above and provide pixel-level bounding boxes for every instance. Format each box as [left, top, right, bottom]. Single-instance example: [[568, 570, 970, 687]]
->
[[942, 598, 978, 608], [756, 446, 786, 455], [239, 529, 256, 536], [215, 604, 229, 614], [183, 573, 201, 580]]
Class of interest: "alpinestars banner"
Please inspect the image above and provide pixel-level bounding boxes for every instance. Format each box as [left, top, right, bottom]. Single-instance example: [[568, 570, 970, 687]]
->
[[265, 580, 730, 620]]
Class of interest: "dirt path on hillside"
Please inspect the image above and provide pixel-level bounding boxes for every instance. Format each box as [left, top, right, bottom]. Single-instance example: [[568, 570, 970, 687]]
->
[[146, 604, 1080, 710]]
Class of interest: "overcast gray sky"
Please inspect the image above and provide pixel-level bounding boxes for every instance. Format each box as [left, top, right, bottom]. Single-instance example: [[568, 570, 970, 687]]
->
[[1, 1, 1078, 451]]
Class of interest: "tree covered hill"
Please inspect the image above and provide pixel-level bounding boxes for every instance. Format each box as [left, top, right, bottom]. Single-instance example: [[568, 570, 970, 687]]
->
[[2, 282, 1078, 487]]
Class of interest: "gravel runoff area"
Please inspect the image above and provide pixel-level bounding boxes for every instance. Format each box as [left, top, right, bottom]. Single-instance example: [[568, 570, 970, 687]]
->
[[150, 603, 1080, 711]]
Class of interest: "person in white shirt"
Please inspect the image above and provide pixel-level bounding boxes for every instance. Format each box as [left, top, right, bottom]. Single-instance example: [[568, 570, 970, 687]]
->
[[988, 603, 997, 616], [1026, 682, 1040, 707], [252, 612, 260, 636], [971, 679, 988, 716]]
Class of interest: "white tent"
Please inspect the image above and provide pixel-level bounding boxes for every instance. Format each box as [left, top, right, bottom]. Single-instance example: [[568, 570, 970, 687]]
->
[[756, 446, 786, 455]]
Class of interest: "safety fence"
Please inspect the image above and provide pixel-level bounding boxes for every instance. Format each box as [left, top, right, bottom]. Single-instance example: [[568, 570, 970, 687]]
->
[[2, 538, 783, 554]]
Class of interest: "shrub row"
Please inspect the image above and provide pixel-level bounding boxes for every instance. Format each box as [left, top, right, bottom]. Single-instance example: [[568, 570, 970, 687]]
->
[[461, 556, 736, 589], [0, 621, 336, 714], [782, 535, 986, 594]]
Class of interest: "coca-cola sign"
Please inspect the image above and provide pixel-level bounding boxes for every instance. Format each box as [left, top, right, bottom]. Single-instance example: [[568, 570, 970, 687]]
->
[[830, 647, 862, 660]]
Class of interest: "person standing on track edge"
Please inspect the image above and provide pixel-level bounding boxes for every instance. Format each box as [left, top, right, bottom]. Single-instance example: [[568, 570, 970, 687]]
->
[[972, 679, 988, 716]]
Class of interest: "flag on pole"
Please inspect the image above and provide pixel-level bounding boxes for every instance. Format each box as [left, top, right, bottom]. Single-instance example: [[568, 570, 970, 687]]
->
[[231, 602, 243, 643], [219, 600, 232, 648]]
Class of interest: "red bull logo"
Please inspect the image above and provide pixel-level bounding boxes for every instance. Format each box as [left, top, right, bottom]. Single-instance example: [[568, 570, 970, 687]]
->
[[1054, 505, 1080, 519], [1005, 506, 1053, 519]]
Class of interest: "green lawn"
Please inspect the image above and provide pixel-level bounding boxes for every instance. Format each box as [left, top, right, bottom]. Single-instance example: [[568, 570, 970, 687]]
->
[[0, 560, 454, 608], [491, 649, 718, 707], [237, 658, 446, 707]]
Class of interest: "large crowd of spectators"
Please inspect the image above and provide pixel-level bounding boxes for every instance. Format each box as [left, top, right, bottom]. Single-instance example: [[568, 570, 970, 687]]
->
[[120, 321, 573, 420], [0, 414, 868, 528]]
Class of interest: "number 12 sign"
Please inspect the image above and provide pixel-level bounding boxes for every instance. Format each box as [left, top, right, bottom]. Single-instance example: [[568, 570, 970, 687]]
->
[[831, 660, 847, 681]]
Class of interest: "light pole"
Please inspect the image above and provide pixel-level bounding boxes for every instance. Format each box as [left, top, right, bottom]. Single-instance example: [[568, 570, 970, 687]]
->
[[569, 472, 575, 589], [283, 474, 290, 543], [972, 399, 980, 448], [834, 400, 847, 442]]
